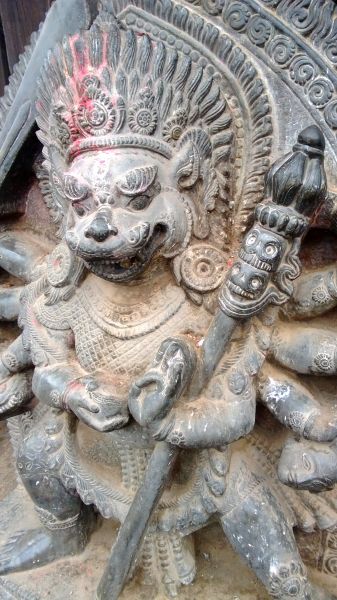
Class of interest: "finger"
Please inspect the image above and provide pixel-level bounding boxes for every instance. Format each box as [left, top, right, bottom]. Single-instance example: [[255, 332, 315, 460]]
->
[[133, 371, 163, 389], [75, 408, 100, 429], [85, 414, 128, 433], [77, 396, 100, 413]]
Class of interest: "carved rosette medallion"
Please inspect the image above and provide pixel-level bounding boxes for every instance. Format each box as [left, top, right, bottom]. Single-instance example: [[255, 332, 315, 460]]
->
[[179, 244, 227, 292]]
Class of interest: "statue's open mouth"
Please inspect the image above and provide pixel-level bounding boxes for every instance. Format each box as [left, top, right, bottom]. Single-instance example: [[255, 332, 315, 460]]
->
[[82, 225, 167, 282], [227, 280, 256, 300], [85, 253, 148, 281]]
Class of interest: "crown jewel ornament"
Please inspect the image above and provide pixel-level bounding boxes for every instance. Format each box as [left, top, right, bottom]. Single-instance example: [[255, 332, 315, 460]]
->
[[36, 8, 231, 173]]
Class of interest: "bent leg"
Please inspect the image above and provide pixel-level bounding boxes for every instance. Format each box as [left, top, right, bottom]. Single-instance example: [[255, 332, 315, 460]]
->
[[0, 410, 95, 574], [220, 478, 335, 599]]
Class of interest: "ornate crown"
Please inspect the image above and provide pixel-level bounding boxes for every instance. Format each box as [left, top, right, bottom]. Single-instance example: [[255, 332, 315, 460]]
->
[[36, 6, 232, 170]]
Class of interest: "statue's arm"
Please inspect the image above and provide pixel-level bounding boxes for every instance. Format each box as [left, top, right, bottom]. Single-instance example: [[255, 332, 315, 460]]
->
[[129, 334, 263, 448], [259, 363, 337, 442], [152, 380, 256, 449], [32, 361, 130, 432], [283, 266, 337, 319], [32, 361, 86, 410], [0, 334, 34, 419]]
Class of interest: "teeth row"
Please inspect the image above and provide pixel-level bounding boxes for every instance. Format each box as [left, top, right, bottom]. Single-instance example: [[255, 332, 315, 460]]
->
[[228, 281, 255, 299], [239, 250, 272, 272], [120, 259, 133, 268]]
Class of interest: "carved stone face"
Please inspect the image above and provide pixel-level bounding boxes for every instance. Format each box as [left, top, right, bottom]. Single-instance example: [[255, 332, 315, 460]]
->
[[278, 439, 336, 492], [63, 149, 188, 282], [240, 226, 284, 272], [227, 227, 285, 300], [227, 260, 269, 300]]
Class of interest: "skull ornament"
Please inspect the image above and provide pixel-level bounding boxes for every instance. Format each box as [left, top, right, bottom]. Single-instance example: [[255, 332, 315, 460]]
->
[[221, 224, 291, 317], [240, 226, 285, 273], [219, 125, 327, 319]]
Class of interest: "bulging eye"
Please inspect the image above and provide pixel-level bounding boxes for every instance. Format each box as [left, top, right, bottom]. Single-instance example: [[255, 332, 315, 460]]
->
[[64, 174, 89, 202], [265, 243, 278, 258], [250, 276, 263, 290], [128, 195, 151, 211], [246, 233, 257, 246]]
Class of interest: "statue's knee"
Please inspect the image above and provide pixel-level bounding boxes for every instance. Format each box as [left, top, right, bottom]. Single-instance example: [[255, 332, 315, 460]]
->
[[267, 560, 309, 599], [17, 429, 42, 476], [16, 419, 60, 479]]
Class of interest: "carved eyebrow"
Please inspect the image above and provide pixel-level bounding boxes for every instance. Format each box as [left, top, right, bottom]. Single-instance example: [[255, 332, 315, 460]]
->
[[115, 165, 158, 196]]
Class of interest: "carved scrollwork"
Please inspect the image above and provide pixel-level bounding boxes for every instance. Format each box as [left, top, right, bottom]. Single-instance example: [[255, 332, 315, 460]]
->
[[260, 0, 337, 67], [307, 77, 334, 109], [219, 0, 337, 147], [289, 54, 317, 86], [324, 100, 337, 129], [265, 35, 297, 68], [246, 15, 274, 46], [224, 1, 252, 30]]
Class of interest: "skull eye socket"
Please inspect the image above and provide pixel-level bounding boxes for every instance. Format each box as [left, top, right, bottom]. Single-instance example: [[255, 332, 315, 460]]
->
[[72, 203, 86, 217], [246, 233, 257, 247], [265, 243, 278, 258], [250, 276, 263, 290]]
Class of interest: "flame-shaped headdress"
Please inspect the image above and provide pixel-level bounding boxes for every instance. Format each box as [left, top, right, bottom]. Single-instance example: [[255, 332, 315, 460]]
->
[[36, 5, 232, 178]]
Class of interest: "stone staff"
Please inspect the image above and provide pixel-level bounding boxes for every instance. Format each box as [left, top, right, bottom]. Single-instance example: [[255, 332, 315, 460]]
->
[[97, 125, 327, 600]]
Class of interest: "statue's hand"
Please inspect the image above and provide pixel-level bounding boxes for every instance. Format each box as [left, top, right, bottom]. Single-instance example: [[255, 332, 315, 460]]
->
[[0, 370, 34, 419], [65, 374, 129, 432], [129, 338, 196, 427]]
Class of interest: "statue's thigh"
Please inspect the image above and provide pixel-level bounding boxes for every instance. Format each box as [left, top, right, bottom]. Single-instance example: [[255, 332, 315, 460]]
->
[[219, 484, 309, 597]]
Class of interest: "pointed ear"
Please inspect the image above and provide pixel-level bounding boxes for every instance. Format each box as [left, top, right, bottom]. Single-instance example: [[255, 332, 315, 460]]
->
[[172, 128, 212, 189], [175, 142, 201, 189], [171, 128, 214, 239]]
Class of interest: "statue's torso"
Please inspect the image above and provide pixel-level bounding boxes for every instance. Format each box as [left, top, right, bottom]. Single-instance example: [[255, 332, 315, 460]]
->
[[22, 268, 214, 523]]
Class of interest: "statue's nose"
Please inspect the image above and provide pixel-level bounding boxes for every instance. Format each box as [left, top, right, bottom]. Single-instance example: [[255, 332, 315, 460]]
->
[[85, 211, 118, 242]]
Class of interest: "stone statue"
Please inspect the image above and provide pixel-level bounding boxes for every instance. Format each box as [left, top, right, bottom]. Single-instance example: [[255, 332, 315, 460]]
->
[[1, 1, 337, 599]]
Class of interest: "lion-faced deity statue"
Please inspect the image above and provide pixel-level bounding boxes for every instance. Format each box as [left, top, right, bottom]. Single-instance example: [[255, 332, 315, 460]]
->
[[2, 4, 337, 600]]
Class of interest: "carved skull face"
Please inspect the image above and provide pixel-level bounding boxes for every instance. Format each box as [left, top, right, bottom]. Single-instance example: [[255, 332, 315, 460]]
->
[[227, 227, 285, 300], [227, 261, 269, 300], [240, 226, 285, 272], [278, 439, 336, 492], [63, 149, 189, 281]]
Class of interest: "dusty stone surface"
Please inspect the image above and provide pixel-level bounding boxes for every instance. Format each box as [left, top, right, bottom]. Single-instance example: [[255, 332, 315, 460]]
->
[[0, 422, 268, 599], [0, 421, 335, 600]]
